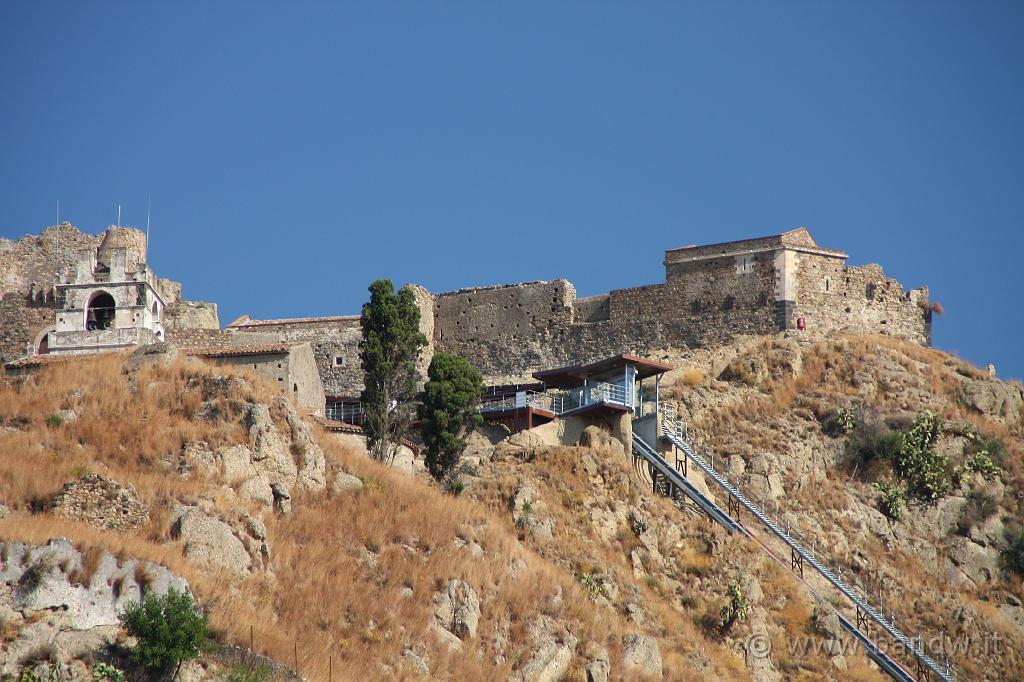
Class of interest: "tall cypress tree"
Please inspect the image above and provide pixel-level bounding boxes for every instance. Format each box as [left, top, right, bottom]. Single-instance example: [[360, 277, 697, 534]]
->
[[418, 353, 484, 482], [359, 279, 427, 463]]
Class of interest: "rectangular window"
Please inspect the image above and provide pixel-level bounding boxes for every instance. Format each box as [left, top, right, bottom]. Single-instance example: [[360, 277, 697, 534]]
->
[[334, 356, 345, 367]]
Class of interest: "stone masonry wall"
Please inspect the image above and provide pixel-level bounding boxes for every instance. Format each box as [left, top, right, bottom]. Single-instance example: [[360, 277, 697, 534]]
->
[[0, 294, 54, 359], [228, 320, 364, 397], [793, 253, 930, 344]]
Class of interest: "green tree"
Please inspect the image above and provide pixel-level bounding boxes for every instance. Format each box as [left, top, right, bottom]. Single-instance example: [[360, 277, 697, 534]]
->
[[118, 589, 210, 677], [360, 279, 428, 463], [418, 353, 483, 482]]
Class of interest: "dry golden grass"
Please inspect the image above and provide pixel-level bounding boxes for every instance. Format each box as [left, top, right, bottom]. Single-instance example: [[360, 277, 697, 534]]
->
[[1, 354, 742, 680]]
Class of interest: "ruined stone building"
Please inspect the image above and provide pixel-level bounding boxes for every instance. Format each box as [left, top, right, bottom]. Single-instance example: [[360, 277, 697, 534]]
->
[[2, 224, 932, 417], [0, 224, 218, 360]]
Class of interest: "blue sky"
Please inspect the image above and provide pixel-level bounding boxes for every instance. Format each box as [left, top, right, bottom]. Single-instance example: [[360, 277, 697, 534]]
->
[[1, 2, 1021, 379]]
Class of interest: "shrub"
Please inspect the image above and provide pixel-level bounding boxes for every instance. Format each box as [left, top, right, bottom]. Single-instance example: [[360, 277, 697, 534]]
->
[[579, 572, 609, 600], [719, 575, 749, 631], [956, 492, 997, 535], [873, 481, 907, 521], [92, 662, 125, 682], [834, 408, 856, 434], [118, 588, 210, 675], [677, 368, 705, 387], [954, 450, 1001, 486], [223, 662, 273, 682], [892, 412, 950, 502], [845, 418, 902, 470], [45, 414, 63, 428], [1001, 528, 1024, 578]]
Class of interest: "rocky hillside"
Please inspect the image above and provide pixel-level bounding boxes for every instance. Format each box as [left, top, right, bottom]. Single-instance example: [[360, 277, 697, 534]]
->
[[0, 333, 1021, 681], [662, 332, 1024, 680]]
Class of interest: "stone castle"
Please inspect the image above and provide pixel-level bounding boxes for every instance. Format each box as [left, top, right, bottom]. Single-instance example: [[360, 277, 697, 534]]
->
[[1, 223, 932, 414]]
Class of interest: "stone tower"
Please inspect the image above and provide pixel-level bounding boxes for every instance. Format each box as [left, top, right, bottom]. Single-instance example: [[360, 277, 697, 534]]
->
[[45, 226, 167, 355]]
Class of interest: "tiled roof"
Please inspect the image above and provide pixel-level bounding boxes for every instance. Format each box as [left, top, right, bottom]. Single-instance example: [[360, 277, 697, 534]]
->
[[313, 416, 420, 453], [186, 343, 301, 358], [228, 315, 359, 329]]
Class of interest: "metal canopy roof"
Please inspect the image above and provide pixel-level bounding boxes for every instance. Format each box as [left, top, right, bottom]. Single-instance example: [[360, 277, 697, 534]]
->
[[532, 353, 673, 388]]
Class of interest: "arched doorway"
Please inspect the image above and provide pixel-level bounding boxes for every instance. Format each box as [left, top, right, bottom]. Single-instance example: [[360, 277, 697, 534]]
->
[[86, 291, 116, 331], [33, 327, 54, 355]]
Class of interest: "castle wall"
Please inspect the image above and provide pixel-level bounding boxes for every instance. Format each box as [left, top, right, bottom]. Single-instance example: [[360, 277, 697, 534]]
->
[[573, 294, 610, 322], [792, 253, 930, 344], [0, 294, 54, 358]]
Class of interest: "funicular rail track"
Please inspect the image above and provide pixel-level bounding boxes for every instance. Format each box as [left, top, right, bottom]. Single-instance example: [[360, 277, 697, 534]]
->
[[631, 424, 960, 682]]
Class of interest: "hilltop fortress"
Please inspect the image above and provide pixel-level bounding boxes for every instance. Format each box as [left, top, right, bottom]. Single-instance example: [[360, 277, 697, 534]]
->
[[1, 223, 932, 410]]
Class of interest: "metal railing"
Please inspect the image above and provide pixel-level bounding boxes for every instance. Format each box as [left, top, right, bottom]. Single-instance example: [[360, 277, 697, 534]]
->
[[655, 413, 959, 682], [325, 401, 365, 425], [478, 381, 630, 417]]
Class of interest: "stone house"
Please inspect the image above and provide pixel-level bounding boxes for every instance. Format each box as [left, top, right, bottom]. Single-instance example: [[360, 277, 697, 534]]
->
[[186, 342, 326, 415]]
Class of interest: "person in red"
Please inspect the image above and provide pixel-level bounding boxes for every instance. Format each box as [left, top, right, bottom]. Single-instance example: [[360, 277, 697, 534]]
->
[[796, 317, 806, 331]]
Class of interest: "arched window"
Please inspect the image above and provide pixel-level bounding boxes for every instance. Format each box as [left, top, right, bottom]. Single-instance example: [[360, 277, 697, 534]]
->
[[86, 291, 116, 331], [151, 301, 159, 320]]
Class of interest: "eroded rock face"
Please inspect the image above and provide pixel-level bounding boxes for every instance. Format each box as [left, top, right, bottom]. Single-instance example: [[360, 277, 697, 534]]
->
[[579, 426, 622, 454], [958, 377, 1023, 424], [280, 398, 326, 491], [2, 538, 188, 629], [946, 537, 1001, 587], [432, 579, 480, 640], [51, 474, 149, 531]]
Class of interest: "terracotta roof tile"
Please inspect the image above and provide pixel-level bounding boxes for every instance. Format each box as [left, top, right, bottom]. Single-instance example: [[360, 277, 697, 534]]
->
[[186, 343, 301, 358], [228, 315, 359, 328]]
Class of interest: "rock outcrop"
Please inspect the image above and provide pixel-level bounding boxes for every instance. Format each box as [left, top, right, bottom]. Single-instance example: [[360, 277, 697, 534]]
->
[[0, 538, 188, 675]]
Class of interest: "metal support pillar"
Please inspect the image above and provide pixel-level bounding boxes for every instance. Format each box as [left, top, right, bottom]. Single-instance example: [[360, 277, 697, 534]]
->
[[856, 606, 869, 633], [791, 547, 804, 578]]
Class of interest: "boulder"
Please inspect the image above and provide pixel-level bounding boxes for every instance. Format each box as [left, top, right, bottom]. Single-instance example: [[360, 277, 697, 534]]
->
[[218, 444, 256, 482], [332, 472, 364, 493], [432, 579, 480, 640], [621, 634, 662, 678], [126, 342, 178, 370], [511, 615, 578, 682], [584, 643, 610, 682], [579, 426, 621, 453], [239, 476, 275, 508], [401, 649, 430, 677], [175, 509, 251, 576]]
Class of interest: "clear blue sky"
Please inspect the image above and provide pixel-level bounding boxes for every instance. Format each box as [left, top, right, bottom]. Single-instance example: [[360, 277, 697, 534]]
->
[[1, 2, 1021, 379]]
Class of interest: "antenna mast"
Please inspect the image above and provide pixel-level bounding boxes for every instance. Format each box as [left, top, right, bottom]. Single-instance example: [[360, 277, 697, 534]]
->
[[117, 204, 121, 228]]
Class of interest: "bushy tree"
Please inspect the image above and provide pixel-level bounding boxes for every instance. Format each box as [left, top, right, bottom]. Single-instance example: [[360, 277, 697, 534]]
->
[[417, 353, 483, 482], [360, 279, 427, 463], [118, 588, 210, 676]]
